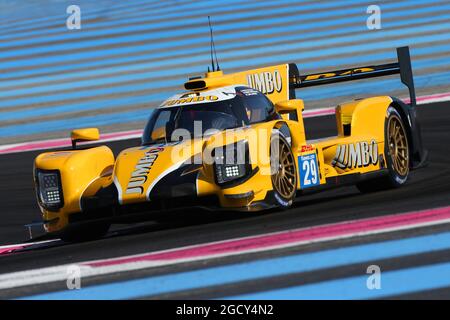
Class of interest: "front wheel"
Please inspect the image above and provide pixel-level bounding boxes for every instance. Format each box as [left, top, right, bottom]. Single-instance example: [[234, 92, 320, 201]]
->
[[357, 107, 410, 193], [270, 133, 297, 208]]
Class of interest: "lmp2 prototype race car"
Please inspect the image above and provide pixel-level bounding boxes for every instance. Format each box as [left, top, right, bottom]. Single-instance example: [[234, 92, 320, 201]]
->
[[32, 46, 426, 241]]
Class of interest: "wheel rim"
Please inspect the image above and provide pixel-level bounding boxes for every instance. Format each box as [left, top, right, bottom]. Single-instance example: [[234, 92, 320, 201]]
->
[[387, 115, 409, 176], [271, 137, 297, 199]]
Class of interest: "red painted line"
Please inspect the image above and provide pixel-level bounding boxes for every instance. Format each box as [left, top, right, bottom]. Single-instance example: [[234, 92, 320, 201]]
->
[[86, 205, 450, 267]]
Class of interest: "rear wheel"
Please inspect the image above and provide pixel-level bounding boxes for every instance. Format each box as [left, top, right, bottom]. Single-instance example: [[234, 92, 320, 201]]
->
[[357, 107, 410, 193], [270, 133, 297, 208]]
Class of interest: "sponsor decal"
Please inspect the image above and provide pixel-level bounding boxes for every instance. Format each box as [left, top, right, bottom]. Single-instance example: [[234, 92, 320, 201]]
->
[[247, 70, 282, 94], [274, 192, 291, 207], [302, 67, 375, 82], [162, 95, 219, 107], [299, 153, 320, 188], [239, 88, 259, 96], [300, 144, 314, 153], [126, 147, 164, 194], [332, 140, 379, 169]]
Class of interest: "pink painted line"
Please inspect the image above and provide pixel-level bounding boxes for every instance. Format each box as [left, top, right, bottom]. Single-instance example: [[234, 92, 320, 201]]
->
[[1, 91, 449, 155], [404, 92, 450, 104], [303, 108, 335, 118], [0, 239, 59, 256], [0, 245, 26, 255], [86, 205, 450, 267], [0, 129, 142, 155]]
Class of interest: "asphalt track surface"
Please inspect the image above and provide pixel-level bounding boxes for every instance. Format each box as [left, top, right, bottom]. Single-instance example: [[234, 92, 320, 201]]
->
[[0, 101, 449, 299]]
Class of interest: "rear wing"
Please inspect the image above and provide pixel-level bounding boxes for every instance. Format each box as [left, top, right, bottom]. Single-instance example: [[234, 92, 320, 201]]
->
[[289, 46, 416, 106]]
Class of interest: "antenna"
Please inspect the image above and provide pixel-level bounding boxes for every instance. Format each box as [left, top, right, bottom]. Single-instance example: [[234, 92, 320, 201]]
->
[[208, 16, 220, 72]]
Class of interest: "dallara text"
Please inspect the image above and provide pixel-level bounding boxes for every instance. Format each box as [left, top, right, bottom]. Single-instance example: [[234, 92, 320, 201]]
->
[[33, 46, 426, 241]]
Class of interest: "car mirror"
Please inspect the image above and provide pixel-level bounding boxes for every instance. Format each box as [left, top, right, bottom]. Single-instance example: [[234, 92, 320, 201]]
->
[[70, 128, 100, 149], [274, 99, 305, 121]]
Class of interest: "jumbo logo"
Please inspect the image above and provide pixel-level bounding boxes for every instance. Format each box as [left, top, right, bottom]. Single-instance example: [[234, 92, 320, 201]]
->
[[163, 95, 218, 107], [303, 67, 375, 82], [247, 70, 282, 94], [332, 140, 379, 169], [126, 147, 164, 194]]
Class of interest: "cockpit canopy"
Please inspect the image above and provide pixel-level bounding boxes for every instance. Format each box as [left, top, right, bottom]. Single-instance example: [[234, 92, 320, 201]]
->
[[142, 86, 280, 145]]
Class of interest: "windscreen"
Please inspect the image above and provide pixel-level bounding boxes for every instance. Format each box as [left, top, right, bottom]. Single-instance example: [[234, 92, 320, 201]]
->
[[142, 88, 278, 145]]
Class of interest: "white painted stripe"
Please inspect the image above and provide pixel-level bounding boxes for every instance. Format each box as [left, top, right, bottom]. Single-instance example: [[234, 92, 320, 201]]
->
[[0, 211, 449, 291], [0, 240, 56, 250]]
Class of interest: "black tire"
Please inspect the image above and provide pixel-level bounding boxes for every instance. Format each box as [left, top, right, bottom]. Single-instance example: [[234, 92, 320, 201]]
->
[[60, 221, 110, 242], [357, 107, 410, 193], [270, 132, 297, 208]]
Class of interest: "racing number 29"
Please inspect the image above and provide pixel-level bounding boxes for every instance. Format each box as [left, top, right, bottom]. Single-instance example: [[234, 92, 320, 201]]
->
[[299, 154, 320, 188]]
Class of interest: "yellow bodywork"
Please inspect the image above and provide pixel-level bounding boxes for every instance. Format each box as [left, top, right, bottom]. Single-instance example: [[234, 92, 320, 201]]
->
[[34, 146, 114, 232], [33, 65, 394, 234], [184, 64, 290, 104], [70, 128, 100, 142]]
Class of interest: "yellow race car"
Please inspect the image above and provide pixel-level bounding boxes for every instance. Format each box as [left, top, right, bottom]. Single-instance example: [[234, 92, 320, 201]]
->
[[32, 46, 426, 241]]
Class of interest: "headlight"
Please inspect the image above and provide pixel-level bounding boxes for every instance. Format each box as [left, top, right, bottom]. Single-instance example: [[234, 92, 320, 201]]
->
[[35, 170, 64, 210], [213, 140, 251, 185]]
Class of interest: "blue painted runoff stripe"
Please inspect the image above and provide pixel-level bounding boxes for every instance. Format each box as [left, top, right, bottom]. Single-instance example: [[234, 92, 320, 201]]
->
[[0, 0, 353, 46], [1, 24, 449, 103], [2, 2, 447, 69], [3, 12, 449, 83], [0, 0, 267, 36], [20, 231, 450, 300], [0, 0, 154, 33], [0, 0, 384, 41], [2, 51, 448, 115], [1, 0, 438, 57], [1, 42, 448, 109], [0, 0, 239, 38], [1, 54, 448, 123], [225, 262, 450, 300], [6, 8, 447, 80]]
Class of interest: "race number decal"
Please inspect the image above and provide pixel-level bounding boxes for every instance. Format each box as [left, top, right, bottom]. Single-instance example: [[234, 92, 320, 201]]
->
[[299, 154, 319, 188]]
